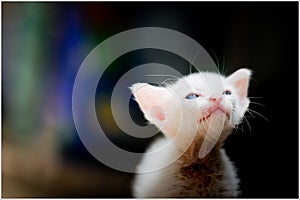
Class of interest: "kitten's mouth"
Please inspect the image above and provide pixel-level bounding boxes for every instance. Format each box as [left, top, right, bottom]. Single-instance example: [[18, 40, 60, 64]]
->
[[199, 108, 230, 123]]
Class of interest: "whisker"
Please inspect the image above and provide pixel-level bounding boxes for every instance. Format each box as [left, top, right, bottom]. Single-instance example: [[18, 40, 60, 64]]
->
[[248, 97, 264, 99], [232, 127, 239, 135], [234, 125, 245, 135], [221, 53, 227, 75], [231, 109, 250, 135], [144, 74, 181, 79], [246, 110, 255, 118], [240, 119, 245, 133], [145, 74, 181, 87], [189, 50, 201, 74], [247, 108, 270, 123], [250, 101, 266, 107], [209, 48, 220, 72], [236, 117, 250, 135], [159, 78, 178, 86], [243, 117, 252, 135]]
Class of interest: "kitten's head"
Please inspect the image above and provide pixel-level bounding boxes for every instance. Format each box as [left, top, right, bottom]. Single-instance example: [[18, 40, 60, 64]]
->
[[131, 68, 251, 149]]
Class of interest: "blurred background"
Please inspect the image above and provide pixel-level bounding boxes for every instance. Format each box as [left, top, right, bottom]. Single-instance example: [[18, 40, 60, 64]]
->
[[2, 2, 298, 198]]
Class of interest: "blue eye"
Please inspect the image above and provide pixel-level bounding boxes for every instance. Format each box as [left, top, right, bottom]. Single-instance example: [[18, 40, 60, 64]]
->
[[223, 90, 232, 95], [186, 93, 200, 99]]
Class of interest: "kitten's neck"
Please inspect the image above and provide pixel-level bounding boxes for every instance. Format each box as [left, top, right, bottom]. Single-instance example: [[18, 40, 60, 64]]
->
[[177, 130, 229, 165], [178, 142, 221, 171]]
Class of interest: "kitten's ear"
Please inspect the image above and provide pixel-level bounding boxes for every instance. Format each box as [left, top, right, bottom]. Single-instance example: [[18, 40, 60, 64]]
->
[[130, 83, 170, 126], [227, 68, 252, 99]]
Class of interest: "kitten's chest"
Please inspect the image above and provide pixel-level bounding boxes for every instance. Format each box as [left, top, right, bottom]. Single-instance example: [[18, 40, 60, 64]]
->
[[170, 149, 227, 197], [176, 161, 224, 197]]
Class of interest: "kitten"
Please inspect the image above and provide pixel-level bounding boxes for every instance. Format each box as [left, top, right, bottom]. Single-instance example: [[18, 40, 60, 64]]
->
[[130, 68, 251, 197]]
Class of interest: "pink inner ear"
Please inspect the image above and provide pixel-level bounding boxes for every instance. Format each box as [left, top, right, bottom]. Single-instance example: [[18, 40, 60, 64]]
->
[[150, 105, 165, 121], [236, 79, 249, 99], [227, 68, 251, 99], [131, 83, 168, 122], [157, 114, 165, 121]]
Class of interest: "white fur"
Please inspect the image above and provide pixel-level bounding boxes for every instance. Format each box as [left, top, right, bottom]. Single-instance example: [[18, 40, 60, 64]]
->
[[131, 69, 251, 197], [133, 140, 240, 197]]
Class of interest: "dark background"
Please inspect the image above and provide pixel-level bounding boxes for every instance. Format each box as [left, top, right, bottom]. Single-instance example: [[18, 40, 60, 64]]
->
[[2, 2, 298, 198]]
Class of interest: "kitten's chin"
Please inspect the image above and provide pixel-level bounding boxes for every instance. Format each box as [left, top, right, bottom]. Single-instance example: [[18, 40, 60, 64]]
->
[[213, 109, 230, 119], [198, 109, 230, 123]]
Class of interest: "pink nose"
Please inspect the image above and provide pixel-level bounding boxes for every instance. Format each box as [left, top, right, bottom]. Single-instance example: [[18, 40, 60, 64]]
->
[[209, 97, 222, 102]]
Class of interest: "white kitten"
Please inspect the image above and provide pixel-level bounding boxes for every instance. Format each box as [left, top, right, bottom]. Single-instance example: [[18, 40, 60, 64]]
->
[[131, 68, 251, 197]]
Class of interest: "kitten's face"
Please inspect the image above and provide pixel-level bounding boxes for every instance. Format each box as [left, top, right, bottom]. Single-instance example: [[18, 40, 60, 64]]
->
[[131, 69, 251, 144]]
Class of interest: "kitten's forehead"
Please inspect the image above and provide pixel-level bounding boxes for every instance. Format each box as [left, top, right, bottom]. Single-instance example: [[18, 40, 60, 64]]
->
[[172, 72, 226, 92]]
